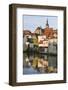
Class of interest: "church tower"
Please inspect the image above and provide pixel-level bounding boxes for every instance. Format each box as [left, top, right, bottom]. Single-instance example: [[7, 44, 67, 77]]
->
[[46, 19, 49, 28]]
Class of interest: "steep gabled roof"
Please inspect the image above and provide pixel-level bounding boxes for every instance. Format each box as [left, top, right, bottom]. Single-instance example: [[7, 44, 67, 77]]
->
[[23, 30, 31, 35]]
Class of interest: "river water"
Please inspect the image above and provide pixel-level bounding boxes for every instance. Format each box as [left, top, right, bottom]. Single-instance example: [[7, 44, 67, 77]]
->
[[23, 53, 57, 75]]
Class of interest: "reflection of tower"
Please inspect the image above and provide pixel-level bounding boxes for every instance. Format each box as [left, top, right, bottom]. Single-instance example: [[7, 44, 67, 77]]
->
[[46, 19, 49, 28]]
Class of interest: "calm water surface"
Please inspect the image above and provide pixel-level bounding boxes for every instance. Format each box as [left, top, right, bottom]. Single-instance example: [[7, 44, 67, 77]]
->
[[23, 53, 57, 75]]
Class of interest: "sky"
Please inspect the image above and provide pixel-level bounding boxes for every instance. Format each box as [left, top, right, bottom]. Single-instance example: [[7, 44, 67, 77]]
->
[[23, 15, 58, 33]]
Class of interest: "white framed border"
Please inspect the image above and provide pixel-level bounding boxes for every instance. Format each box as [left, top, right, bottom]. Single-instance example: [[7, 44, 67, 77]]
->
[[16, 8, 64, 82]]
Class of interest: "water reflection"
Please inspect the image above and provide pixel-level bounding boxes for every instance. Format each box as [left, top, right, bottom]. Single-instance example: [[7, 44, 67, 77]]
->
[[23, 53, 57, 75]]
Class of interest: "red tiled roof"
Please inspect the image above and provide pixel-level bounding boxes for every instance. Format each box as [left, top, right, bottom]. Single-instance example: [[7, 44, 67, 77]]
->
[[43, 27, 54, 38]]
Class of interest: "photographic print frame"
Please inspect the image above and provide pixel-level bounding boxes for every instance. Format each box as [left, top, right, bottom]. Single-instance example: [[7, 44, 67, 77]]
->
[[9, 4, 66, 86]]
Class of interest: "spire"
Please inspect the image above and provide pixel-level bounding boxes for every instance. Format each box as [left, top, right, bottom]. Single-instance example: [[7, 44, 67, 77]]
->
[[46, 19, 49, 28]]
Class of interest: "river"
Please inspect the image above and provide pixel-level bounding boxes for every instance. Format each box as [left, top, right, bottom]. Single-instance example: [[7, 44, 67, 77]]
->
[[23, 52, 57, 75]]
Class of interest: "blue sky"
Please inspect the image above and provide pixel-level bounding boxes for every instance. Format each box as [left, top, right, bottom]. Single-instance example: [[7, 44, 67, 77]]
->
[[23, 15, 58, 32]]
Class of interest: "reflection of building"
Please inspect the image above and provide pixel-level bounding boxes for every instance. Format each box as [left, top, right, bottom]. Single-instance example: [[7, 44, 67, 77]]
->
[[38, 60, 48, 68], [23, 52, 57, 74]]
